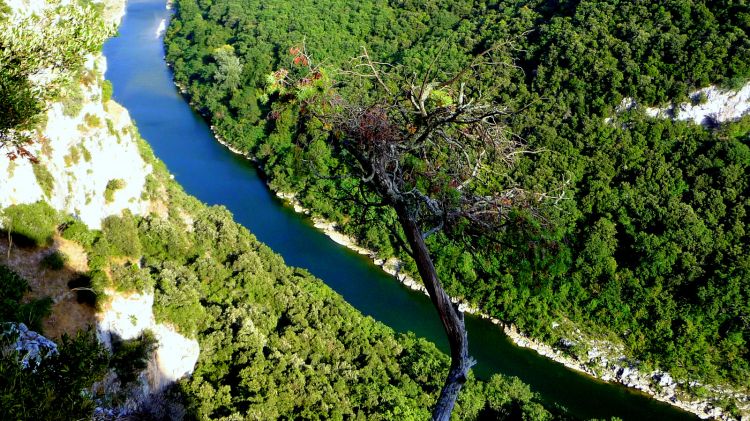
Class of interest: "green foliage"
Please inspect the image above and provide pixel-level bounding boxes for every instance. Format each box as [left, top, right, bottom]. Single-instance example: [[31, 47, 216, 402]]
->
[[152, 262, 205, 337], [0, 265, 52, 331], [63, 145, 81, 167], [60, 79, 85, 117], [61, 219, 98, 248], [110, 330, 156, 385], [101, 79, 113, 102], [0, 67, 42, 149], [104, 178, 126, 203], [0, 328, 109, 420], [166, 0, 750, 393], [100, 211, 142, 258], [32, 163, 55, 198], [1, 201, 60, 247], [80, 144, 92, 162], [111, 160, 557, 417], [83, 112, 101, 128], [111, 263, 153, 293], [0, 0, 112, 152], [41, 250, 68, 270]]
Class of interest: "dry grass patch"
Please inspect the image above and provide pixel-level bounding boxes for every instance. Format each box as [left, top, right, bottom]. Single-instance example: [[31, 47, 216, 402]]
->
[[0, 235, 96, 339]]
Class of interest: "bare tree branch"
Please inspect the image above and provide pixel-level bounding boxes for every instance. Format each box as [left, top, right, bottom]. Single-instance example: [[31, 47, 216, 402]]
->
[[267, 41, 566, 420]]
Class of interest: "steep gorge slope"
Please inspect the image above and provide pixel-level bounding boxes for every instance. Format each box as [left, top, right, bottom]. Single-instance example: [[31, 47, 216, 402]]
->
[[165, 0, 750, 417], [0, 0, 560, 419]]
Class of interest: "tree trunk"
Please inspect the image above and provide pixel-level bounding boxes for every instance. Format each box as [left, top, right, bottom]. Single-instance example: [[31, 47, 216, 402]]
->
[[394, 201, 472, 421]]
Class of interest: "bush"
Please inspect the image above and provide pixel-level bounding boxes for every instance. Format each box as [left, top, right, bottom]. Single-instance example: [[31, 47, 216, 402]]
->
[[41, 250, 68, 270], [153, 262, 204, 337], [61, 219, 98, 249], [101, 79, 113, 102], [32, 164, 55, 198], [59, 79, 85, 118], [83, 113, 100, 128], [692, 92, 709, 106], [63, 146, 81, 167], [104, 178, 126, 203], [100, 211, 141, 257], [110, 330, 156, 385], [111, 263, 153, 293], [0, 328, 109, 420], [0, 265, 52, 331], [80, 144, 92, 162], [1, 201, 60, 247]]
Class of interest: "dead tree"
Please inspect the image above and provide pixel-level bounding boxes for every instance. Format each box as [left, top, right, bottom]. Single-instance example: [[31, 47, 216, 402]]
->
[[267, 44, 565, 420]]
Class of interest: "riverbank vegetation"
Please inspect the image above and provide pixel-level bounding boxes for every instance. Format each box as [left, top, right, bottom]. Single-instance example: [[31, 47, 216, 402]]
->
[[165, 0, 750, 404], [0, 0, 565, 417], [0, 137, 562, 419]]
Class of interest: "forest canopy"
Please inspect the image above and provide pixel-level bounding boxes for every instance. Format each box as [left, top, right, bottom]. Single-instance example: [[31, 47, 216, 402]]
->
[[165, 0, 750, 397]]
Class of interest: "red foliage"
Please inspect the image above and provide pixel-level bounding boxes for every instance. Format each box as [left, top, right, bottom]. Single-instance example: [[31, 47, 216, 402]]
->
[[293, 55, 309, 67]]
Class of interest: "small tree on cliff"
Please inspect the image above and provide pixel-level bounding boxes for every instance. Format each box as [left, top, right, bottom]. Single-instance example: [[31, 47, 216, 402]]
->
[[0, 2, 112, 160], [265, 44, 565, 420]]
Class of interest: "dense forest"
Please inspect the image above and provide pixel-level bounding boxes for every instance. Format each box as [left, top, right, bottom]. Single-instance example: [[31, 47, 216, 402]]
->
[[1, 139, 561, 419], [0, 1, 563, 417], [165, 0, 750, 400]]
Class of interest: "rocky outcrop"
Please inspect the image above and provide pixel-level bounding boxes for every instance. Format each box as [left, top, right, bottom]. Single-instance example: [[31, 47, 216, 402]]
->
[[616, 82, 750, 126], [1, 0, 197, 413], [97, 290, 199, 395], [0, 53, 151, 229], [2, 323, 59, 369]]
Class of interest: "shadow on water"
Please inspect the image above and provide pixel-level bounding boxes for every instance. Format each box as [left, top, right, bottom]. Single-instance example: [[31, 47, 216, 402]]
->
[[102, 1, 698, 419]]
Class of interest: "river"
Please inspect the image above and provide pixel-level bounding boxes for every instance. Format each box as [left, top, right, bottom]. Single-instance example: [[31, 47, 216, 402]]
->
[[102, 1, 697, 419]]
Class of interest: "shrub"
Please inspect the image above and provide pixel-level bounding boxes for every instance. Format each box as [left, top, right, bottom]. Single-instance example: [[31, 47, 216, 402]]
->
[[61, 219, 98, 249], [0, 328, 109, 420], [32, 163, 55, 198], [80, 144, 92, 162], [88, 270, 110, 304], [104, 178, 126, 203], [106, 118, 116, 136], [101, 79, 113, 102], [83, 113, 100, 128], [1, 201, 60, 247], [137, 216, 191, 264], [110, 330, 156, 385], [60, 79, 85, 118], [41, 250, 68, 270], [100, 211, 141, 258], [0, 265, 52, 331], [111, 263, 153, 293], [692, 92, 709, 106], [64, 146, 81, 167], [153, 262, 204, 337]]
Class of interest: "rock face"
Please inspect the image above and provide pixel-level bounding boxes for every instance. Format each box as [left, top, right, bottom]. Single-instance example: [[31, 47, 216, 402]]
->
[[1, 0, 198, 411], [2, 323, 59, 369], [616, 82, 750, 126], [645, 84, 750, 125], [97, 290, 200, 394], [0, 53, 152, 229]]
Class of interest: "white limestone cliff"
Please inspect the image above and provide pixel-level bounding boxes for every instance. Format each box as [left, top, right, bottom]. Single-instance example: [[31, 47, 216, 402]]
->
[[97, 290, 199, 395], [0, 0, 199, 412]]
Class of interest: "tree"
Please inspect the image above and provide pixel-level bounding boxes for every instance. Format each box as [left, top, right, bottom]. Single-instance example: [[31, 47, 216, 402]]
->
[[0, 0, 112, 159], [212, 45, 244, 91], [266, 44, 564, 420]]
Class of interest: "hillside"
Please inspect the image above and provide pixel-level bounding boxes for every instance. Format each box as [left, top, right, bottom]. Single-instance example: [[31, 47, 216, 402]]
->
[[164, 0, 750, 417], [0, 0, 561, 419]]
